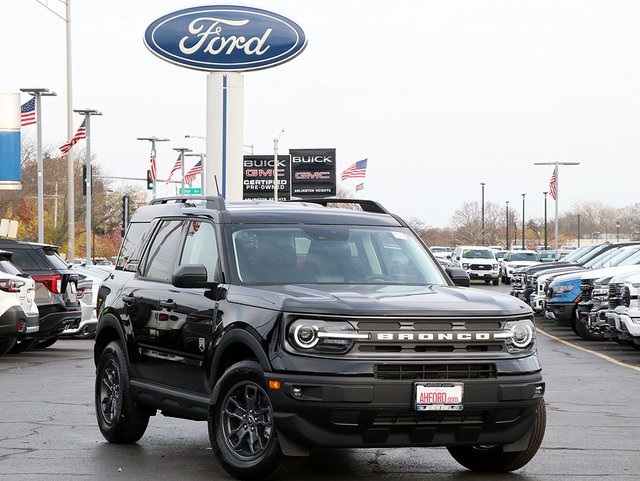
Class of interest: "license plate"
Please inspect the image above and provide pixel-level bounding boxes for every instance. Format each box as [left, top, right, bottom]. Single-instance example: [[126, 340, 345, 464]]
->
[[414, 382, 463, 411]]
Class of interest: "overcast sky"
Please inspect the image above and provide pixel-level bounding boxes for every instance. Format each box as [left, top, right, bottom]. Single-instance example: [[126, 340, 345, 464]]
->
[[3, 0, 640, 227]]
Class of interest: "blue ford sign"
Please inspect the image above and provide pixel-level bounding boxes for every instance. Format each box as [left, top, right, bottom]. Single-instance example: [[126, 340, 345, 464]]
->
[[144, 5, 307, 72]]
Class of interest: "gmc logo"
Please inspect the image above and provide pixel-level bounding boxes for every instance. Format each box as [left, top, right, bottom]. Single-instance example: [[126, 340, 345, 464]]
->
[[294, 172, 331, 180]]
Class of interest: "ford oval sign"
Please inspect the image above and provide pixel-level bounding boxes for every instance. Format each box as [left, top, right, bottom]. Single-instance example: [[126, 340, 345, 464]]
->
[[144, 5, 307, 72]]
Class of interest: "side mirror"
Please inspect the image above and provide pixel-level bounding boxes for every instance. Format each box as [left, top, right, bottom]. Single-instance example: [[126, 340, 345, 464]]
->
[[445, 267, 470, 287], [172, 264, 211, 288]]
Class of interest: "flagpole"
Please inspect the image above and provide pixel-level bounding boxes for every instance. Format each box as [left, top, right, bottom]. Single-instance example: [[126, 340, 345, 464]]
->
[[174, 148, 192, 193], [534, 161, 580, 259]]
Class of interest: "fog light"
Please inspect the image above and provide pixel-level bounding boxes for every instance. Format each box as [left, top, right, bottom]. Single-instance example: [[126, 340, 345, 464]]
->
[[292, 387, 303, 398], [534, 384, 545, 397]]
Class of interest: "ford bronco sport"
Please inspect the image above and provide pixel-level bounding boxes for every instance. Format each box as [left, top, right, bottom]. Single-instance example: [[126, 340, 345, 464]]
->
[[94, 196, 545, 480]]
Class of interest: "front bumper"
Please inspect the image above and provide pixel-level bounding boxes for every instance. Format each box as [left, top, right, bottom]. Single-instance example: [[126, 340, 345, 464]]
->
[[267, 370, 544, 449], [466, 270, 499, 281], [545, 302, 575, 322]]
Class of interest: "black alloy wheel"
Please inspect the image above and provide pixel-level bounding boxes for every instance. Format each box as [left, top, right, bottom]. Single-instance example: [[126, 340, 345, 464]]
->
[[220, 380, 274, 460]]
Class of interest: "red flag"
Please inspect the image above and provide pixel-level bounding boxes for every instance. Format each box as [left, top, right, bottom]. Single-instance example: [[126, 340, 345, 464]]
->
[[149, 147, 157, 181], [58, 120, 86, 157], [21, 98, 36, 127], [184, 160, 202, 185], [549, 167, 557, 200], [165, 155, 182, 183]]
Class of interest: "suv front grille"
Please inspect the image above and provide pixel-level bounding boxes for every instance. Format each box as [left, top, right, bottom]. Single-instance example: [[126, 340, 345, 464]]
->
[[374, 363, 497, 380], [580, 278, 594, 302], [609, 283, 623, 309], [470, 264, 491, 270]]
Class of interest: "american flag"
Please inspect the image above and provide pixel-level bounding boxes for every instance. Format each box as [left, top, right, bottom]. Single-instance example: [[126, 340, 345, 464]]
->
[[58, 120, 86, 157], [549, 167, 557, 200], [149, 147, 157, 181], [165, 155, 182, 183], [341, 159, 367, 180], [21, 97, 36, 127], [184, 160, 202, 185], [355, 182, 365, 191]]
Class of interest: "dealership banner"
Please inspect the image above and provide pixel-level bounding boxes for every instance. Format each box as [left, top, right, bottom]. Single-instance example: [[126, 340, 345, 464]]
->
[[243, 155, 291, 200], [289, 148, 336, 198]]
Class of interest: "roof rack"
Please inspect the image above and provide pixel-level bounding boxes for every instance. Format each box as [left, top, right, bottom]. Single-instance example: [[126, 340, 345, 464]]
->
[[149, 195, 226, 211], [286, 198, 390, 214]]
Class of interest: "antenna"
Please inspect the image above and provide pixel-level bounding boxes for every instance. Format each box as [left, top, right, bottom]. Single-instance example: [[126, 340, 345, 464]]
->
[[214, 175, 221, 196]]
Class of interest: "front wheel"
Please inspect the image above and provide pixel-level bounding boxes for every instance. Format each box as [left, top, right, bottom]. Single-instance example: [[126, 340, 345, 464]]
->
[[447, 398, 546, 472], [95, 341, 150, 444], [209, 362, 287, 481], [574, 316, 606, 341]]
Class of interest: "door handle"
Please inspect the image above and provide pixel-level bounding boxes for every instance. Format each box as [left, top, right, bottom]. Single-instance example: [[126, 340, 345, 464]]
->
[[160, 300, 177, 310], [121, 295, 134, 305]]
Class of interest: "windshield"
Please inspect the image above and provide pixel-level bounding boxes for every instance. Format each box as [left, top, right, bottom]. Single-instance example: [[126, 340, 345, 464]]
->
[[564, 245, 595, 262], [462, 249, 494, 259], [507, 252, 539, 262], [229, 225, 446, 285], [584, 247, 621, 269]]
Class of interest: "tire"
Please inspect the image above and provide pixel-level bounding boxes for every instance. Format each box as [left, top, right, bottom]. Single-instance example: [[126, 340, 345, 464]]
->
[[9, 336, 39, 353], [484, 279, 490, 284], [35, 336, 59, 349], [0, 336, 16, 355], [447, 398, 546, 473], [503, 274, 510, 285], [95, 341, 150, 444], [574, 316, 605, 341], [492, 279, 499, 286], [208, 362, 287, 481]]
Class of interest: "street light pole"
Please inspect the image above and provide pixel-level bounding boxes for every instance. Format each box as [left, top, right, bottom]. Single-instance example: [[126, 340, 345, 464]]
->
[[505, 201, 509, 250], [543, 191, 548, 249], [73, 109, 102, 266], [173, 148, 193, 193], [616, 221, 620, 242], [521, 193, 526, 249], [137, 137, 170, 199], [20, 88, 57, 244], [273, 129, 284, 201], [481, 182, 485, 245]]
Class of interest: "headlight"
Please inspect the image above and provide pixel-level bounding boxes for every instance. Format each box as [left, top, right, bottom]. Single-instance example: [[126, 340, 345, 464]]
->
[[553, 284, 575, 294], [462, 263, 470, 269], [492, 264, 498, 270], [287, 319, 367, 354], [498, 319, 535, 352], [623, 287, 631, 308]]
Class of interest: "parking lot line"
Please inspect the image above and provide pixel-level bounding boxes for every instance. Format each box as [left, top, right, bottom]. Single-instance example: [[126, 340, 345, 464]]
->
[[537, 327, 640, 374]]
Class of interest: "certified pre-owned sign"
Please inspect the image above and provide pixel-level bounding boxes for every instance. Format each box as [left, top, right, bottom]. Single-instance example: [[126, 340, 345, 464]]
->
[[144, 5, 307, 72]]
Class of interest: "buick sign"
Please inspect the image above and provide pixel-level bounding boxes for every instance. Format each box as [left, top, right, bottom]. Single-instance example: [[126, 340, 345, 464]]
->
[[144, 5, 307, 72]]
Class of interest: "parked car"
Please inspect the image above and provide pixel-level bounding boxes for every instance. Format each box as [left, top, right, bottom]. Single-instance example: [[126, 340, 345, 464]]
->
[[0, 250, 39, 355], [451, 246, 499, 285], [500, 250, 540, 285], [62, 265, 112, 338], [0, 240, 81, 351], [429, 246, 452, 259]]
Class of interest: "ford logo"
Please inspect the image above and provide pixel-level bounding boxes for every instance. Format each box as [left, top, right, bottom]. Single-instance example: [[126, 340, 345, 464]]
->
[[144, 5, 307, 72]]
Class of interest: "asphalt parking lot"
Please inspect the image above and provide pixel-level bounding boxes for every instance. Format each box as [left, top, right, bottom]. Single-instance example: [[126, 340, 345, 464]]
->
[[1, 284, 639, 481]]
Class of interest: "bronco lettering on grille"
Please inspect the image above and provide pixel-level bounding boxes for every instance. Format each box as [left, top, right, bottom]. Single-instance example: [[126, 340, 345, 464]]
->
[[370, 332, 496, 342]]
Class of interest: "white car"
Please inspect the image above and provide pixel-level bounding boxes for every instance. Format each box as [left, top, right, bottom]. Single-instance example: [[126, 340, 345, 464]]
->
[[501, 250, 541, 285], [0, 250, 39, 355], [61, 265, 112, 338], [451, 246, 499, 285]]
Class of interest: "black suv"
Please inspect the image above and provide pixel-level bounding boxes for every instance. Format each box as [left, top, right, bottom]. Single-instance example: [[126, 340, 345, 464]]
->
[[94, 197, 545, 480], [0, 240, 81, 351]]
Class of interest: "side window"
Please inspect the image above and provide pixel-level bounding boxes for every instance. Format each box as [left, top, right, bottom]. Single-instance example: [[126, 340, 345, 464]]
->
[[143, 220, 185, 282], [117, 222, 151, 272], [179, 221, 219, 282]]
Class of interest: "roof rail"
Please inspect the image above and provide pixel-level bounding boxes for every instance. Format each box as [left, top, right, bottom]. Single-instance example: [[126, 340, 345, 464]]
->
[[286, 198, 390, 214], [148, 195, 226, 211]]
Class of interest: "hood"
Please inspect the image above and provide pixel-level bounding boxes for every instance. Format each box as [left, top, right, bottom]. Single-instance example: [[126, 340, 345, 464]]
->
[[583, 264, 640, 282], [226, 283, 532, 317], [505, 261, 540, 268]]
